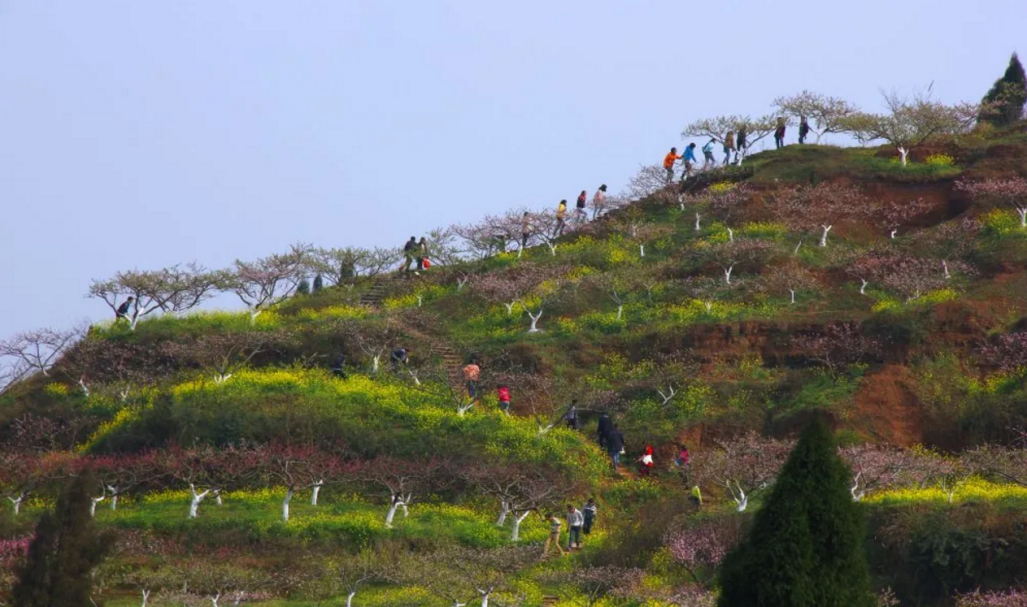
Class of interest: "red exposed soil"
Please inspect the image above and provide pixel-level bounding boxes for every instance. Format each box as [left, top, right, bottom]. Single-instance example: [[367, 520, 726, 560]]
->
[[850, 364, 924, 447]]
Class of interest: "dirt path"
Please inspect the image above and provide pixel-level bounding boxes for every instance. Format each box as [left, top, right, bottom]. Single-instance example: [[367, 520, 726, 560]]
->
[[851, 364, 924, 446]]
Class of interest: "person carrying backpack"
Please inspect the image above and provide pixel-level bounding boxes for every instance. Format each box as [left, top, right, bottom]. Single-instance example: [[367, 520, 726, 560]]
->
[[596, 414, 613, 450], [401, 237, 418, 273], [575, 190, 588, 223], [463, 359, 480, 400], [774, 117, 787, 149], [736, 127, 748, 160], [607, 424, 625, 469], [701, 140, 716, 169], [582, 498, 598, 536], [798, 116, 810, 144]]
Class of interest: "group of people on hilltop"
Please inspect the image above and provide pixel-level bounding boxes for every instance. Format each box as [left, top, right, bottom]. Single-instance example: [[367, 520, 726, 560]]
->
[[664, 115, 815, 182], [400, 236, 430, 274], [543, 498, 599, 556], [553, 184, 607, 238]]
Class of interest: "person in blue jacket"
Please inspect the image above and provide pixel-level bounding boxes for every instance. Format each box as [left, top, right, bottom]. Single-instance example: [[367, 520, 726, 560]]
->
[[682, 143, 698, 180]]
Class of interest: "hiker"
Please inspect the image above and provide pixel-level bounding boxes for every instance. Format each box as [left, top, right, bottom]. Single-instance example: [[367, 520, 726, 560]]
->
[[596, 413, 613, 450], [663, 147, 682, 183], [401, 237, 418, 273], [114, 297, 135, 323], [566, 504, 585, 550], [497, 383, 511, 415], [674, 443, 691, 481], [592, 184, 607, 219], [582, 498, 598, 536], [682, 143, 698, 179], [565, 399, 579, 430], [390, 347, 409, 373], [416, 237, 429, 271], [463, 359, 480, 400], [607, 424, 625, 469], [701, 139, 716, 169], [575, 190, 588, 222], [331, 353, 347, 379], [554, 200, 568, 237], [520, 212, 531, 249], [774, 117, 786, 149], [723, 131, 735, 166], [543, 513, 566, 557], [736, 127, 748, 160], [689, 484, 703, 509], [798, 116, 810, 144], [638, 444, 654, 476]]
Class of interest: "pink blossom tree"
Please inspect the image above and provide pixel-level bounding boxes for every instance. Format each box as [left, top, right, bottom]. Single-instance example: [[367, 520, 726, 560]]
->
[[956, 589, 1027, 606], [876, 197, 935, 239], [356, 457, 448, 528], [791, 323, 883, 374], [771, 183, 871, 247], [0, 327, 83, 381], [88, 263, 226, 330], [957, 177, 1027, 228], [665, 517, 744, 585], [839, 444, 913, 501], [228, 245, 308, 323], [692, 433, 793, 511], [977, 331, 1027, 373]]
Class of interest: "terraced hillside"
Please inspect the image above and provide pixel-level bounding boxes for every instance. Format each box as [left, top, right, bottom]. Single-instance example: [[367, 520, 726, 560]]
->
[[3, 123, 1027, 606]]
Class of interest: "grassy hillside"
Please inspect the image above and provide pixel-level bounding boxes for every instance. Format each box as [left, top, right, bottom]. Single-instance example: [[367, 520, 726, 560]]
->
[[4, 124, 1027, 606]]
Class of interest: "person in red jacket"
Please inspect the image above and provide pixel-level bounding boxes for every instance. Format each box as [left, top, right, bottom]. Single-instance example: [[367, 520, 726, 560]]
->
[[496, 384, 511, 415], [638, 444, 655, 476]]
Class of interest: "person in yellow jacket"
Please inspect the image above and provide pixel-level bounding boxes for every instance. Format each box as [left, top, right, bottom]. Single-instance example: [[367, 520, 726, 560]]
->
[[554, 200, 568, 238], [663, 147, 683, 184]]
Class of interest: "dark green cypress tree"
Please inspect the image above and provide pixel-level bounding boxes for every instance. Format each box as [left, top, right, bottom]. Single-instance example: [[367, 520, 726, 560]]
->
[[12, 473, 115, 607], [717, 417, 872, 607], [296, 278, 311, 296], [980, 53, 1027, 127]]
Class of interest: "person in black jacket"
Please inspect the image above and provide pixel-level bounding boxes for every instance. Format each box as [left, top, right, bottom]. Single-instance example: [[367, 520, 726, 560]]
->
[[114, 297, 135, 324], [596, 414, 613, 450], [607, 424, 625, 469]]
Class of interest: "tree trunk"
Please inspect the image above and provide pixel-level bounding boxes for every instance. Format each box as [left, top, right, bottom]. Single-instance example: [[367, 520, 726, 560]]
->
[[723, 265, 733, 284], [189, 485, 210, 519], [385, 497, 402, 528], [511, 510, 532, 541], [141, 589, 150, 607], [282, 488, 294, 522], [819, 225, 832, 247], [503, 302, 515, 315], [527, 310, 543, 333], [1018, 207, 1027, 228], [616, 305, 623, 321], [943, 260, 950, 279], [90, 495, 105, 518], [110, 490, 119, 511], [860, 279, 868, 295], [9, 494, 25, 516], [371, 356, 380, 374], [346, 592, 357, 607], [496, 500, 510, 526], [311, 482, 323, 506], [249, 309, 262, 325], [789, 289, 796, 304], [695, 213, 701, 231], [897, 146, 909, 167], [727, 227, 734, 242], [546, 242, 557, 256]]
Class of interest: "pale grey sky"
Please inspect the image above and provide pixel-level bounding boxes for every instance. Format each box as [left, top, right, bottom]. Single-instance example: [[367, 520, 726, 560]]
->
[[0, 0, 1023, 339]]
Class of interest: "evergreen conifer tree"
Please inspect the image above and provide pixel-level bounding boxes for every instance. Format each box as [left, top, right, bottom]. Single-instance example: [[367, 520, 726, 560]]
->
[[312, 273, 323, 293], [980, 53, 1027, 127], [296, 278, 311, 296], [12, 473, 115, 607], [717, 417, 872, 607]]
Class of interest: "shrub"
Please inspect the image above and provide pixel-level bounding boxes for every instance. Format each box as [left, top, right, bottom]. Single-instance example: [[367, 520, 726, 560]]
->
[[924, 154, 955, 167]]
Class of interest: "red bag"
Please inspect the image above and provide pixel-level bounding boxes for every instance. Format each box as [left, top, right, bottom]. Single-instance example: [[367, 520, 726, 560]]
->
[[422, 258, 431, 269]]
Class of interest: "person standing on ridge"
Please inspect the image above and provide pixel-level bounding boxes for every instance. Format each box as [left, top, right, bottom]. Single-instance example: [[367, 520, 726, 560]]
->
[[592, 184, 607, 219], [416, 237, 429, 271], [798, 116, 811, 144], [575, 190, 588, 223], [401, 236, 418, 273], [554, 200, 568, 237], [736, 127, 747, 161], [774, 117, 787, 149], [520, 211, 531, 250], [114, 296, 135, 324], [723, 131, 736, 167], [663, 147, 682, 184], [682, 143, 697, 179], [701, 139, 716, 169]]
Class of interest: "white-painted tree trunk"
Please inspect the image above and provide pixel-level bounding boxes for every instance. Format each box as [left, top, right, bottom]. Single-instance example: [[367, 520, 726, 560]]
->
[[616, 305, 623, 321], [723, 265, 734, 284], [346, 592, 357, 607], [503, 302, 515, 315], [78, 378, 90, 397], [726, 227, 734, 242], [657, 385, 676, 406], [109, 487, 119, 511], [215, 491, 223, 506], [694, 213, 701, 231], [214, 373, 233, 384], [457, 401, 475, 416], [942, 260, 950, 279], [141, 589, 151, 607], [897, 146, 909, 167], [727, 482, 749, 512], [890, 229, 898, 239], [189, 485, 210, 519], [311, 482, 323, 506], [1017, 207, 1027, 228], [249, 309, 262, 324], [479, 591, 491, 607], [511, 510, 532, 541], [819, 225, 832, 247], [517, 246, 524, 259], [210, 591, 221, 607], [639, 244, 645, 257], [794, 240, 803, 256], [417, 296, 423, 307], [371, 356, 380, 374], [527, 309, 543, 333], [860, 279, 868, 295], [90, 494, 105, 518], [789, 289, 797, 304], [282, 489, 294, 522], [9, 494, 26, 516], [546, 242, 557, 256], [496, 500, 510, 526], [703, 300, 713, 314]]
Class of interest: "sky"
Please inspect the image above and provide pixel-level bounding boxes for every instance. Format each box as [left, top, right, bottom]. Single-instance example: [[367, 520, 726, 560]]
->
[[0, 0, 1024, 340]]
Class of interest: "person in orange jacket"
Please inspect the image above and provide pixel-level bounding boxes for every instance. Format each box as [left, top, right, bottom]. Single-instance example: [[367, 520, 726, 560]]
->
[[663, 147, 683, 184]]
